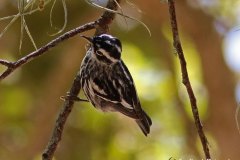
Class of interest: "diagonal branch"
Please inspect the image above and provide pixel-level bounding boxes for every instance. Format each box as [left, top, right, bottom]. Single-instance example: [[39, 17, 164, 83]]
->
[[167, 0, 211, 159], [41, 0, 120, 160], [0, 21, 96, 80]]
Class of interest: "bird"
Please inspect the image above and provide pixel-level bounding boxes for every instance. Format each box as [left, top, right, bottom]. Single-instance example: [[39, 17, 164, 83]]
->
[[79, 34, 152, 136]]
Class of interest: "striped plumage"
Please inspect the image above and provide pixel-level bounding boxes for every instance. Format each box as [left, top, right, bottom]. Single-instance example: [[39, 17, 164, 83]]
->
[[79, 34, 152, 136]]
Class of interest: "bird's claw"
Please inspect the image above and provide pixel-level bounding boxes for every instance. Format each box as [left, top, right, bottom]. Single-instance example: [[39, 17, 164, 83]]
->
[[60, 93, 88, 102]]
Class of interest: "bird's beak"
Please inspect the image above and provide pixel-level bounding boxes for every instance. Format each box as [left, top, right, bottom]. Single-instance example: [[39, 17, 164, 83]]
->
[[80, 35, 93, 43]]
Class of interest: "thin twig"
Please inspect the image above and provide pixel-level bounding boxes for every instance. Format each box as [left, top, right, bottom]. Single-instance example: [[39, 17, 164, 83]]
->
[[0, 21, 96, 80], [167, 0, 211, 159], [41, 0, 120, 160]]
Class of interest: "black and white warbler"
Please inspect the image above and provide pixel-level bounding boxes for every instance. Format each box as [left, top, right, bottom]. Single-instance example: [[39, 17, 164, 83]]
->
[[79, 34, 152, 136]]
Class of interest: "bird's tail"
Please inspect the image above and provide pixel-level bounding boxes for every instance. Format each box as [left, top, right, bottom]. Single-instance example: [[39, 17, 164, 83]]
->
[[136, 110, 152, 136]]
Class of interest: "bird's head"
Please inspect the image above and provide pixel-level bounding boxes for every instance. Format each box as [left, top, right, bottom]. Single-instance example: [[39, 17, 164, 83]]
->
[[81, 34, 122, 64]]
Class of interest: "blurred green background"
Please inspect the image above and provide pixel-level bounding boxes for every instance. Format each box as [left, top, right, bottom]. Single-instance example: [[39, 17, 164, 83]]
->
[[0, 0, 240, 159]]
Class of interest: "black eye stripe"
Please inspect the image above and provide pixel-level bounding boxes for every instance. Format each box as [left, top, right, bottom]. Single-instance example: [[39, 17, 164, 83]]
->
[[95, 51, 112, 64]]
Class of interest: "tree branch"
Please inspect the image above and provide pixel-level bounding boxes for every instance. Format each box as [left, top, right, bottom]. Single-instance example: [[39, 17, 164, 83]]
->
[[167, 0, 211, 159], [41, 0, 120, 160], [0, 21, 96, 80]]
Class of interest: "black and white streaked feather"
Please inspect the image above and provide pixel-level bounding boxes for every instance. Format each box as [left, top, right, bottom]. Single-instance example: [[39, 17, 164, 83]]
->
[[79, 34, 152, 136]]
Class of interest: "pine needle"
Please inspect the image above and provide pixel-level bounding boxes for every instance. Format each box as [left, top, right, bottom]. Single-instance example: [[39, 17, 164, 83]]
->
[[24, 17, 38, 50], [49, 0, 68, 36], [0, 0, 52, 38], [50, 0, 57, 27], [18, 0, 25, 53]]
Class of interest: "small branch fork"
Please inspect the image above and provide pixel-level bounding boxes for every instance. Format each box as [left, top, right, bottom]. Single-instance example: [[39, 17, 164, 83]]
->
[[167, 0, 211, 159]]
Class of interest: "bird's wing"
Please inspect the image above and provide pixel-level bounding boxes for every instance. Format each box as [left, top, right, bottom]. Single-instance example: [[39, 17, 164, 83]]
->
[[90, 68, 139, 119], [89, 60, 142, 112], [113, 61, 143, 113], [90, 75, 121, 104]]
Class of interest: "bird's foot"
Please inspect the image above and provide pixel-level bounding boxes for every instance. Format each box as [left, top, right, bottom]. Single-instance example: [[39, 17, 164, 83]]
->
[[60, 92, 88, 102]]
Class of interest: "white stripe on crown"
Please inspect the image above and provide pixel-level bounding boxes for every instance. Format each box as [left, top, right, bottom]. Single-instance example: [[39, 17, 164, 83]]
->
[[99, 34, 115, 39]]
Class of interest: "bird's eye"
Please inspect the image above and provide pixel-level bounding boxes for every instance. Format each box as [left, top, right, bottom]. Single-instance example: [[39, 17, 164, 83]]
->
[[96, 51, 104, 56]]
